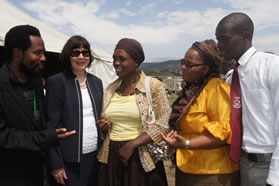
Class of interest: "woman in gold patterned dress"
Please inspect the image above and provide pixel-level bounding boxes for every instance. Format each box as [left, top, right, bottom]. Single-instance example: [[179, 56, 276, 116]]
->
[[162, 39, 240, 186]]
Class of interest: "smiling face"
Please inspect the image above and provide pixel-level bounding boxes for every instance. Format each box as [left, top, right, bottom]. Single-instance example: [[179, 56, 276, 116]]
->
[[113, 49, 138, 79], [19, 36, 46, 76], [70, 47, 90, 73], [181, 48, 209, 83]]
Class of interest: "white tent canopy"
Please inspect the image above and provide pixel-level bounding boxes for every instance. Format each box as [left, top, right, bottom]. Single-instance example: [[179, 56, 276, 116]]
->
[[0, 0, 117, 88]]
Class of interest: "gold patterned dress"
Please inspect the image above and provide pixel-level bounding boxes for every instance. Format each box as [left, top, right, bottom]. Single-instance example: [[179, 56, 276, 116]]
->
[[176, 78, 240, 186]]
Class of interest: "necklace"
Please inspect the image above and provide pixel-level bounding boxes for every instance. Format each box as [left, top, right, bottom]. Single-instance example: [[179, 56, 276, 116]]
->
[[116, 89, 135, 96], [79, 77, 87, 86], [116, 77, 139, 96]]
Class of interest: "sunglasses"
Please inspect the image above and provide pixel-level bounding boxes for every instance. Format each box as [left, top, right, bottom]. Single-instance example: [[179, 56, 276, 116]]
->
[[180, 59, 207, 68], [71, 50, 90, 57]]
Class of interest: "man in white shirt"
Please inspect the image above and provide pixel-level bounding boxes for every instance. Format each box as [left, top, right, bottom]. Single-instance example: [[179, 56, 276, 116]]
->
[[219, 59, 235, 81], [215, 12, 279, 186]]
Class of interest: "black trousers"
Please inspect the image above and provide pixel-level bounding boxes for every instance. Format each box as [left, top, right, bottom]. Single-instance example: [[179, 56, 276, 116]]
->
[[48, 151, 99, 186]]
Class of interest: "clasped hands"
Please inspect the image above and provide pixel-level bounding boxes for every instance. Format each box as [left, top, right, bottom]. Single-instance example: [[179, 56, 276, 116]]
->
[[97, 113, 111, 132]]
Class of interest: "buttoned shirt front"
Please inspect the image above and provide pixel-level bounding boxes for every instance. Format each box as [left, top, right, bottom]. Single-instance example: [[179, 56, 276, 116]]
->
[[227, 46, 279, 185]]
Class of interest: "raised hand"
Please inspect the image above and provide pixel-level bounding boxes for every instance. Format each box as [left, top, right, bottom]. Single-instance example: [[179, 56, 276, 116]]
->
[[161, 130, 186, 149]]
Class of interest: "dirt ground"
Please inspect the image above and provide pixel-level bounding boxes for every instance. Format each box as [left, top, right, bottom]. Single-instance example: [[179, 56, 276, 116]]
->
[[164, 160, 175, 186]]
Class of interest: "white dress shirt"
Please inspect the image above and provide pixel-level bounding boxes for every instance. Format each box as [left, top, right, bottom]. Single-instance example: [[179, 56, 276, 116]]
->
[[225, 69, 233, 81], [227, 46, 279, 185], [81, 88, 98, 154]]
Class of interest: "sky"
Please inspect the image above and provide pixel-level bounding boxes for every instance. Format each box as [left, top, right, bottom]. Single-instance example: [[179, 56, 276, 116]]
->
[[8, 0, 279, 62]]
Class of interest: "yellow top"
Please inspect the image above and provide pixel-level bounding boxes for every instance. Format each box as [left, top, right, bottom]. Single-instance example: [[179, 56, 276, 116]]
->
[[176, 78, 239, 174], [105, 92, 141, 141], [98, 71, 171, 172]]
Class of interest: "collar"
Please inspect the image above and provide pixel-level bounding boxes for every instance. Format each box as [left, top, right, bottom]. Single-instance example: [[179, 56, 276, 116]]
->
[[238, 46, 256, 66], [225, 69, 234, 79], [134, 71, 146, 93], [1, 63, 21, 84], [112, 70, 147, 93], [6, 64, 40, 85]]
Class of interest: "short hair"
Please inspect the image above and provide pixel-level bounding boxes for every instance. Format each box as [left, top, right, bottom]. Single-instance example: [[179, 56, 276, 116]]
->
[[219, 12, 254, 40], [4, 25, 41, 62], [60, 35, 93, 70]]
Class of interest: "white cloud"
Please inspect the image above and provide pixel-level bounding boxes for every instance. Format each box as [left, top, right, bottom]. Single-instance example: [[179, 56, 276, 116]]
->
[[254, 33, 279, 54], [126, 1, 132, 7], [21, 0, 279, 60], [173, 0, 184, 5], [140, 3, 156, 14], [224, 0, 279, 29], [119, 9, 136, 17], [104, 11, 119, 19]]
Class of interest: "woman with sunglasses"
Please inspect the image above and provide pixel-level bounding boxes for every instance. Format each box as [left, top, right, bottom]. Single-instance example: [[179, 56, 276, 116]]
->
[[162, 39, 240, 186], [46, 35, 103, 186]]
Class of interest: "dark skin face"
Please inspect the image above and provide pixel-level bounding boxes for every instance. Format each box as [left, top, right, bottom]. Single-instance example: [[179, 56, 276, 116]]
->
[[113, 49, 138, 79], [181, 48, 209, 83], [21, 36, 46, 73], [215, 22, 251, 61], [11, 36, 46, 82]]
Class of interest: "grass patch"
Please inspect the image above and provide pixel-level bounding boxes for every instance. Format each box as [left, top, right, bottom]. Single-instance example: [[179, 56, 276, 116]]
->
[[168, 94, 178, 105]]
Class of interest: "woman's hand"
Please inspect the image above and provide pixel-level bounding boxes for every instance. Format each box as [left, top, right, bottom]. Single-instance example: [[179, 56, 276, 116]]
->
[[119, 141, 137, 166], [161, 130, 186, 149], [51, 168, 68, 185], [97, 113, 111, 132]]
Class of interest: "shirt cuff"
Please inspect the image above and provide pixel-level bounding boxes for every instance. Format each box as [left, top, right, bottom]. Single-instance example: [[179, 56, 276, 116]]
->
[[267, 169, 279, 186]]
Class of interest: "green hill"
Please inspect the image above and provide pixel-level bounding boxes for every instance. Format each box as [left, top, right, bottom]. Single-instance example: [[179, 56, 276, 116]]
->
[[140, 60, 181, 76]]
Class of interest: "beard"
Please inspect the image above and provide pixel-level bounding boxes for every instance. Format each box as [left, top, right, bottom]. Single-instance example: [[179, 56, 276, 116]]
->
[[19, 62, 44, 78]]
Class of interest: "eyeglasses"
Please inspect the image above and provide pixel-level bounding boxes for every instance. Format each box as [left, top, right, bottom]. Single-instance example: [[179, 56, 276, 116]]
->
[[180, 59, 207, 68], [71, 50, 90, 57]]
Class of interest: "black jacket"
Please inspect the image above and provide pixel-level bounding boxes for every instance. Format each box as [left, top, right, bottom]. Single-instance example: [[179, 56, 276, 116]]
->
[[0, 64, 58, 186], [46, 70, 103, 171]]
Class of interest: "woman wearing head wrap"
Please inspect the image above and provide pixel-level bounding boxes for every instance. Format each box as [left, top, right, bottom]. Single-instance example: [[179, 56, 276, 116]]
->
[[162, 40, 240, 186], [97, 38, 170, 186]]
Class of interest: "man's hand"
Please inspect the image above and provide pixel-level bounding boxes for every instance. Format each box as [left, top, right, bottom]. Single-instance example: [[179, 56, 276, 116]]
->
[[51, 168, 68, 185], [56, 128, 76, 139]]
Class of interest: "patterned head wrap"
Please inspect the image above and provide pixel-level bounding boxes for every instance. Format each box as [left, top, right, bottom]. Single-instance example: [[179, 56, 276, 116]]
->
[[191, 39, 222, 75], [115, 38, 145, 66], [169, 39, 223, 130]]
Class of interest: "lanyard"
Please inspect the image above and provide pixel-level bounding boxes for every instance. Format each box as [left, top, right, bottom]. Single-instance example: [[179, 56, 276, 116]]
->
[[33, 87, 36, 117]]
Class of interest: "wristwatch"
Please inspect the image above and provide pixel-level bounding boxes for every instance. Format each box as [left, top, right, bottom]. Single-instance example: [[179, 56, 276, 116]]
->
[[185, 139, 190, 149]]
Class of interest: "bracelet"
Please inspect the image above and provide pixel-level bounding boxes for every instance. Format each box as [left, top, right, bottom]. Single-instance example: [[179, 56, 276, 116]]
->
[[185, 139, 190, 149]]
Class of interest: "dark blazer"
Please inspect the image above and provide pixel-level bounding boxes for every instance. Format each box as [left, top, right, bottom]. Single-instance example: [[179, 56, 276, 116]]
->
[[0, 64, 58, 186], [46, 70, 103, 171]]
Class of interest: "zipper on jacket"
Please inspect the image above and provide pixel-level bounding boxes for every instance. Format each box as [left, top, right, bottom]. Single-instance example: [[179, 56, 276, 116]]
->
[[87, 82, 98, 120], [74, 80, 82, 163]]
